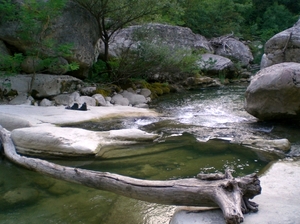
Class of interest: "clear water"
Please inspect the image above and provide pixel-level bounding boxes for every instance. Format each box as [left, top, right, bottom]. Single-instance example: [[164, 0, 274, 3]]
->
[[1, 84, 297, 224]]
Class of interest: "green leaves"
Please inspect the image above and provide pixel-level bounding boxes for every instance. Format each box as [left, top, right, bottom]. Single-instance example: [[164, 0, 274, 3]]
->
[[0, 0, 18, 23], [0, 53, 24, 76]]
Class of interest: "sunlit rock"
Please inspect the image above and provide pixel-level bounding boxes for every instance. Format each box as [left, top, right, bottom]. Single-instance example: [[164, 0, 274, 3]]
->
[[10, 126, 159, 157], [245, 62, 300, 121]]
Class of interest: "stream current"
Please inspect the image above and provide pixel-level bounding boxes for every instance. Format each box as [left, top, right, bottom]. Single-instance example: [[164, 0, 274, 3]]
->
[[1, 84, 299, 224]]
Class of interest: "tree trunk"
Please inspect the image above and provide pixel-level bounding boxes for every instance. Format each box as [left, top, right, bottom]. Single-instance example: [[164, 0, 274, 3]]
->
[[0, 126, 261, 224]]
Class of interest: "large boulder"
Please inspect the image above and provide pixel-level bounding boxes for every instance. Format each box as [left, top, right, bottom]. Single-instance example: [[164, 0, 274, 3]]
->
[[11, 126, 159, 157], [244, 62, 300, 121], [261, 18, 300, 69], [103, 23, 213, 57], [197, 53, 235, 77], [0, 1, 100, 78], [211, 36, 253, 67]]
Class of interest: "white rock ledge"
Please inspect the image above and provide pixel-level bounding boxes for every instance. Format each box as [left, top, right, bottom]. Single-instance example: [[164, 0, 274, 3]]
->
[[0, 105, 160, 157], [0, 105, 159, 130], [11, 126, 159, 157]]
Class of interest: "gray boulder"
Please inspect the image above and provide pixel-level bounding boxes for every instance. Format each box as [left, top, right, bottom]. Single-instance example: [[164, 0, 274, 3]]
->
[[53, 91, 81, 106], [139, 88, 151, 98], [92, 94, 107, 106], [0, 1, 100, 78], [104, 23, 213, 57], [120, 90, 147, 106], [197, 53, 235, 76], [261, 18, 300, 69], [77, 96, 96, 106], [111, 94, 130, 106], [245, 62, 300, 120], [80, 86, 97, 96], [211, 36, 253, 67], [9, 93, 34, 105], [39, 98, 53, 107]]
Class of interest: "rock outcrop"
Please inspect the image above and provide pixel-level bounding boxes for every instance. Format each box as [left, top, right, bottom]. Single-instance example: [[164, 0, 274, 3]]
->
[[0, 1, 100, 78], [210, 36, 253, 67], [261, 18, 300, 69], [244, 62, 300, 121], [103, 23, 213, 58], [197, 53, 235, 77]]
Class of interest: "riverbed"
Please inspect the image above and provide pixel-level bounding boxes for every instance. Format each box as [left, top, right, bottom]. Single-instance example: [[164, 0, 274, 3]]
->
[[0, 84, 299, 224]]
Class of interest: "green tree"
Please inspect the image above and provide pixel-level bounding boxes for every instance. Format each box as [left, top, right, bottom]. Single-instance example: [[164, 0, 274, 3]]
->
[[259, 3, 296, 41], [73, 0, 172, 75], [179, 0, 247, 38], [88, 26, 199, 84]]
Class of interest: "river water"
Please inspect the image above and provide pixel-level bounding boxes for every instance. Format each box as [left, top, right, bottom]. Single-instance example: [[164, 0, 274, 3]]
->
[[0, 84, 299, 224]]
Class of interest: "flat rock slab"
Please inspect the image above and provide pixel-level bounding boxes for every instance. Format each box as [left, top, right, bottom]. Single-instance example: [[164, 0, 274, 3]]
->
[[170, 159, 300, 224], [0, 105, 159, 130], [11, 126, 159, 157], [0, 105, 159, 157]]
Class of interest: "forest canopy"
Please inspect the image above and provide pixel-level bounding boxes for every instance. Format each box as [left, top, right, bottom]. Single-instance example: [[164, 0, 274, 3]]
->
[[154, 0, 299, 41]]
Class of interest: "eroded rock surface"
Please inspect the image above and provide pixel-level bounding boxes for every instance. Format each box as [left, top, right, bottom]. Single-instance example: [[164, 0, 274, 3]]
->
[[11, 126, 159, 157]]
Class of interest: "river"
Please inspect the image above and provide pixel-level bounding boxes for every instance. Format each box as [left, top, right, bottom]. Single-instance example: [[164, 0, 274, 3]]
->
[[0, 84, 299, 224]]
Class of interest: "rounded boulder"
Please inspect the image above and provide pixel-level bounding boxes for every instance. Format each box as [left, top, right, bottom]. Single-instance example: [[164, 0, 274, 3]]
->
[[244, 62, 300, 121]]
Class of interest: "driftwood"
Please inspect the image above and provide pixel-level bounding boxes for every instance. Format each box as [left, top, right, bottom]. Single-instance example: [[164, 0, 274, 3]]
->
[[210, 32, 235, 52], [0, 126, 261, 224]]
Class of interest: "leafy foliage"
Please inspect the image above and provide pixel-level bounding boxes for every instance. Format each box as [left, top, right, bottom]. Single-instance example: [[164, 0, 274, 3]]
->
[[159, 0, 299, 41], [90, 40, 199, 84], [0, 53, 24, 76], [73, 0, 173, 79]]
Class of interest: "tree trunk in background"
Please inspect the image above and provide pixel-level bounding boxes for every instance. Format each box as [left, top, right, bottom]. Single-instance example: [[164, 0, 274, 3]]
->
[[0, 126, 261, 224]]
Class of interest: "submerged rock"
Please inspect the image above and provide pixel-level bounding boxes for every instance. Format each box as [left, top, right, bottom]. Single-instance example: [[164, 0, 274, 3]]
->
[[3, 188, 39, 205]]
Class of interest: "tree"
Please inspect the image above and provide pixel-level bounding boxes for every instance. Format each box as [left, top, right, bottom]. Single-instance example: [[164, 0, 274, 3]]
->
[[73, 0, 172, 75], [179, 0, 246, 38], [0, 125, 261, 224]]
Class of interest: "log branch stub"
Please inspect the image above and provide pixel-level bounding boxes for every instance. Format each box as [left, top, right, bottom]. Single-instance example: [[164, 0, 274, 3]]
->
[[0, 126, 261, 224]]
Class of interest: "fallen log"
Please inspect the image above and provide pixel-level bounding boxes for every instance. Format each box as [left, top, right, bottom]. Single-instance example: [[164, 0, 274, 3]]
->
[[0, 126, 261, 224]]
